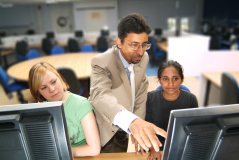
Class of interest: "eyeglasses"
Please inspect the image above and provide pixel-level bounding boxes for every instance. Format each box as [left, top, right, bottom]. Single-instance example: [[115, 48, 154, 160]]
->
[[124, 41, 152, 51]]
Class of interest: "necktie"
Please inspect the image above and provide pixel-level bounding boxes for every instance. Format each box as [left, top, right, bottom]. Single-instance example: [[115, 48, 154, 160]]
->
[[126, 68, 130, 81], [127, 65, 135, 112]]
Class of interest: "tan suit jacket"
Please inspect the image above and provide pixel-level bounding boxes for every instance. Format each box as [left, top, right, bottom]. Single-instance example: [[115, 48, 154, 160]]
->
[[89, 45, 149, 147]]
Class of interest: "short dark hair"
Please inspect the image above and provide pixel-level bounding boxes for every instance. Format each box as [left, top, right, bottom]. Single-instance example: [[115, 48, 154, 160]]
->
[[157, 60, 184, 81], [118, 13, 152, 43]]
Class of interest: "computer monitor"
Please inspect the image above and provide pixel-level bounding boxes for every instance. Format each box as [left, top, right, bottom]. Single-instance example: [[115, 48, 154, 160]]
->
[[75, 30, 83, 38], [162, 104, 239, 160], [46, 31, 55, 39], [0, 102, 73, 160], [155, 28, 162, 36], [101, 29, 109, 37]]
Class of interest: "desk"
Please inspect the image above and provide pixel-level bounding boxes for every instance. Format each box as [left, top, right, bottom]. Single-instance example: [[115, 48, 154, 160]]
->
[[74, 152, 162, 160], [3, 40, 116, 49], [1, 49, 15, 68], [7, 53, 99, 81], [147, 76, 199, 99], [157, 41, 168, 52], [199, 72, 239, 106]]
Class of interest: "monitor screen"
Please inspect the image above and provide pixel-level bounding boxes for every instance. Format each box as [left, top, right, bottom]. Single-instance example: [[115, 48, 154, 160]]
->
[[101, 29, 109, 37], [75, 30, 83, 38], [46, 32, 55, 39], [162, 104, 239, 160], [155, 28, 162, 36], [0, 102, 73, 160]]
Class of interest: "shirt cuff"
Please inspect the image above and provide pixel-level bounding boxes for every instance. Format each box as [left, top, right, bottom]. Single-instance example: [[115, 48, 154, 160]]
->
[[112, 110, 139, 134]]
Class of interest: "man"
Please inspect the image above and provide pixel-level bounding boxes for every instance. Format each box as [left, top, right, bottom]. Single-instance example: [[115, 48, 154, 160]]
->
[[89, 13, 166, 153]]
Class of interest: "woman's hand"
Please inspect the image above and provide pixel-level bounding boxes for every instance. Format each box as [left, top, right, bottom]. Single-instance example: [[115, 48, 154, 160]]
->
[[147, 148, 162, 160], [131, 134, 148, 155]]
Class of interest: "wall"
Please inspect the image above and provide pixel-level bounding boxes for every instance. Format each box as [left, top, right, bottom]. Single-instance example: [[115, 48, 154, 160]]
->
[[0, 0, 204, 36], [0, 5, 38, 35], [117, 0, 204, 33]]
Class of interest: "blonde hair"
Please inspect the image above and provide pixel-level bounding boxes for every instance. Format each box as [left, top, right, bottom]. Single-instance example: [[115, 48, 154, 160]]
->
[[28, 62, 69, 102]]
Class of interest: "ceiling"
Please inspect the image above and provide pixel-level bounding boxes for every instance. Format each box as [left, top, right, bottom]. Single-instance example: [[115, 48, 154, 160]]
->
[[0, 0, 97, 5]]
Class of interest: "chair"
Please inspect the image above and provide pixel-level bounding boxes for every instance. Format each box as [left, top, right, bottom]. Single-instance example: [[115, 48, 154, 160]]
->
[[96, 36, 108, 52], [51, 46, 65, 55], [67, 38, 80, 53], [81, 45, 94, 52], [220, 72, 239, 105], [42, 38, 54, 55], [156, 84, 190, 92], [57, 67, 84, 95], [0, 66, 28, 103], [26, 29, 35, 35], [148, 36, 166, 65], [16, 49, 41, 61], [15, 40, 29, 57], [209, 34, 220, 50]]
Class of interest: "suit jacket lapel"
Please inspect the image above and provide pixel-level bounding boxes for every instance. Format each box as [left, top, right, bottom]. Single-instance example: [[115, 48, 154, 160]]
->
[[114, 48, 132, 101], [134, 63, 142, 94]]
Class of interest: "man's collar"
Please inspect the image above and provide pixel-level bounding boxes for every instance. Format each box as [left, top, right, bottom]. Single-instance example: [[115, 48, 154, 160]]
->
[[119, 50, 134, 69]]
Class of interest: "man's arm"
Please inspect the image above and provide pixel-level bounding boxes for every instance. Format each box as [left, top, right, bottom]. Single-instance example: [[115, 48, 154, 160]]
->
[[90, 56, 125, 127]]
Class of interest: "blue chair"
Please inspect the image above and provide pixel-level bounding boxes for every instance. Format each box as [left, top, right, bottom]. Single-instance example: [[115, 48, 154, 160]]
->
[[0, 66, 29, 103], [16, 49, 41, 61], [156, 84, 190, 92], [81, 45, 94, 52], [220, 72, 239, 105], [57, 67, 84, 96], [148, 37, 166, 64], [51, 46, 65, 55]]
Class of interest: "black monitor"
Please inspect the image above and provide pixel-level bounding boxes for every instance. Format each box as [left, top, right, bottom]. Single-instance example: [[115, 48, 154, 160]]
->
[[46, 31, 55, 39], [75, 30, 83, 38], [0, 102, 73, 160], [162, 104, 239, 160], [155, 28, 162, 36], [101, 29, 109, 37]]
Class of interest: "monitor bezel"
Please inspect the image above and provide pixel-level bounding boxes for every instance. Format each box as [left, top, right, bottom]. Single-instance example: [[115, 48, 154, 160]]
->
[[0, 101, 73, 160], [162, 104, 239, 160]]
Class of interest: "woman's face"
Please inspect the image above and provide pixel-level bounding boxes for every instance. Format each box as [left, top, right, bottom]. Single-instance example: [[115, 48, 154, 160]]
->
[[38, 70, 65, 102], [159, 66, 183, 95]]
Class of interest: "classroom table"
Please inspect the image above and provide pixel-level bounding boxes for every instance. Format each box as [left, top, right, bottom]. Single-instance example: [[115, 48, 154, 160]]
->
[[3, 40, 116, 49], [74, 152, 163, 160], [1, 49, 15, 68], [199, 72, 239, 106], [7, 53, 99, 81], [156, 41, 168, 52]]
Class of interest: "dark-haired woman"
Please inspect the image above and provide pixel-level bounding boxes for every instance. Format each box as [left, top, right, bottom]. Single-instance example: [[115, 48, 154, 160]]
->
[[146, 60, 198, 160]]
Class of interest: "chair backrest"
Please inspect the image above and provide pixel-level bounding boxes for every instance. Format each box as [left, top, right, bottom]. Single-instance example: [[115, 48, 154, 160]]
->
[[0, 66, 9, 93], [57, 67, 84, 95], [209, 34, 220, 50], [81, 45, 94, 52], [67, 38, 80, 53], [51, 46, 65, 55], [42, 38, 54, 55], [156, 84, 191, 92], [27, 49, 41, 59], [147, 37, 155, 58], [97, 36, 108, 52], [16, 40, 29, 56], [220, 72, 239, 105]]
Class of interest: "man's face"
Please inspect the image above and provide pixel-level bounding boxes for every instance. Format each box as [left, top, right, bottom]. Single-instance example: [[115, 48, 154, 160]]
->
[[116, 32, 148, 64]]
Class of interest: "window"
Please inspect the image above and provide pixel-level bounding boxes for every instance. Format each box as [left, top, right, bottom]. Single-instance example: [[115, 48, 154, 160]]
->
[[167, 18, 176, 31], [181, 17, 189, 31]]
